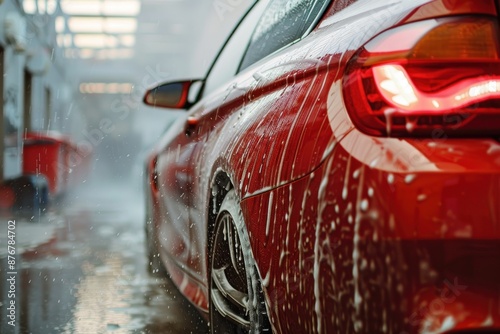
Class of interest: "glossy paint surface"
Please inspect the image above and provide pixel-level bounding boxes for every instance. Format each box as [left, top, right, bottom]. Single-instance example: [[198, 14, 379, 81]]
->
[[147, 0, 500, 332]]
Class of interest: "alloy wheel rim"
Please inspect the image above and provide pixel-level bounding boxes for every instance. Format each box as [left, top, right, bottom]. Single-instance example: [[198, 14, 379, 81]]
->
[[211, 212, 251, 331]]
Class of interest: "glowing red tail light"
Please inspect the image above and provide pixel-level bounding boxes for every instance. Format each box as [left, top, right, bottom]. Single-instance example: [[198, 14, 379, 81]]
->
[[343, 16, 500, 137]]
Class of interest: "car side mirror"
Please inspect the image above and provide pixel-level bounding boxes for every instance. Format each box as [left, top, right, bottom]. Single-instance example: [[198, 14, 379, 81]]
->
[[143, 80, 203, 110]]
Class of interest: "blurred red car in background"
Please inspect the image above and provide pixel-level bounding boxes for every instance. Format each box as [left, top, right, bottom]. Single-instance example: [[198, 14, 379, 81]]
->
[[144, 0, 500, 333]]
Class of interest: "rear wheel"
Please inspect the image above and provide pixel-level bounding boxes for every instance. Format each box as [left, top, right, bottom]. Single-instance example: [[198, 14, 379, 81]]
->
[[210, 189, 271, 334]]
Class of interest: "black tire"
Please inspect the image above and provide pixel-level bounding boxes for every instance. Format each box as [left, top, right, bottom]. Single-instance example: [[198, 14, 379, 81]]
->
[[209, 189, 271, 333], [144, 187, 163, 276]]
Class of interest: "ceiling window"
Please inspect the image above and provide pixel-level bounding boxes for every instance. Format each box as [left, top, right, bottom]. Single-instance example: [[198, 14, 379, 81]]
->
[[24, 0, 141, 60]]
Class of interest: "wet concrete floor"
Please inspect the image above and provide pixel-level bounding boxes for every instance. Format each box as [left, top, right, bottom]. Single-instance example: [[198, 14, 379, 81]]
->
[[0, 183, 209, 334]]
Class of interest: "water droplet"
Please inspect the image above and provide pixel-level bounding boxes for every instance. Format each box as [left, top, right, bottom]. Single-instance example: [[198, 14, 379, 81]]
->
[[405, 174, 416, 184], [417, 194, 427, 202], [360, 199, 369, 211]]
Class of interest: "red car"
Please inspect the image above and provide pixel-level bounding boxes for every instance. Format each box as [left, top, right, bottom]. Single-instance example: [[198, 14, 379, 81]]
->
[[144, 0, 500, 332]]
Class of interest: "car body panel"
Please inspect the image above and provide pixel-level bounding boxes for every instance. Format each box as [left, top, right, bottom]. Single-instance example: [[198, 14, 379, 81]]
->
[[242, 141, 500, 332], [147, 0, 500, 332]]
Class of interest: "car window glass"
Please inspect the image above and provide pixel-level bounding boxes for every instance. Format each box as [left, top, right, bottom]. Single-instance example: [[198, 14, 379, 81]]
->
[[202, 0, 271, 98], [239, 0, 328, 71]]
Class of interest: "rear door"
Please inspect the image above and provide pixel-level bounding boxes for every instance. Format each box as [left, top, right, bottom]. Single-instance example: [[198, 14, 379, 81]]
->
[[186, 0, 332, 284], [157, 0, 272, 288]]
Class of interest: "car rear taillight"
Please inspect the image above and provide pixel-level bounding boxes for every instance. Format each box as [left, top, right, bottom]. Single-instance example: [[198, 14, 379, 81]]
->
[[343, 16, 500, 137]]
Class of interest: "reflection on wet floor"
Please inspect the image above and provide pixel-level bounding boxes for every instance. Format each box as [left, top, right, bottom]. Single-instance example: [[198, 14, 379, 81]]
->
[[0, 183, 208, 334]]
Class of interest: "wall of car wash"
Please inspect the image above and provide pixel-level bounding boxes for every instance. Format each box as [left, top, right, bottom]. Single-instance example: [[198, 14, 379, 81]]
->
[[0, 0, 81, 182]]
